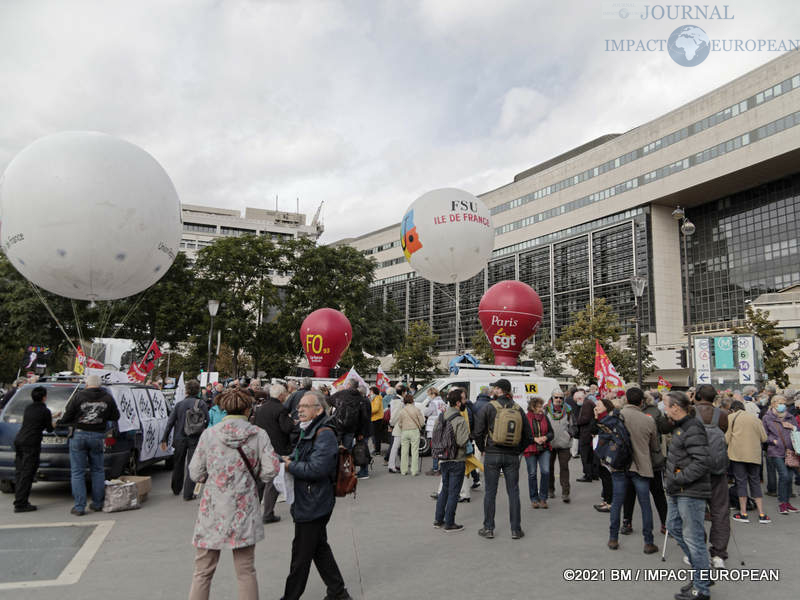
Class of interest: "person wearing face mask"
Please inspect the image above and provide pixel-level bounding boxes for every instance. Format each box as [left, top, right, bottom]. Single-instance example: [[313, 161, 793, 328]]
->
[[759, 391, 776, 496], [762, 395, 799, 515], [546, 390, 573, 503]]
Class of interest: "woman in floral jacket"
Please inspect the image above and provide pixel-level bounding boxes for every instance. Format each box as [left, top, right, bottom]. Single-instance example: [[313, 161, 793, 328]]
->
[[188, 389, 279, 600]]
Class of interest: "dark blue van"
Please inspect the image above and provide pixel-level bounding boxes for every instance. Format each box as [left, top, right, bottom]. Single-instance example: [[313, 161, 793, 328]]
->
[[0, 380, 173, 494]]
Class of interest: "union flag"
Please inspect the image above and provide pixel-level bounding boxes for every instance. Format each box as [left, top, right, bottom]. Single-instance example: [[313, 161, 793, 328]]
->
[[138, 339, 163, 373], [74, 346, 86, 375], [376, 367, 390, 393], [594, 340, 625, 394]]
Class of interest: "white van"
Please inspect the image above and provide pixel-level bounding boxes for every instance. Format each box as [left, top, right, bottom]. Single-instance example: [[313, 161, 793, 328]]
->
[[412, 364, 560, 410]]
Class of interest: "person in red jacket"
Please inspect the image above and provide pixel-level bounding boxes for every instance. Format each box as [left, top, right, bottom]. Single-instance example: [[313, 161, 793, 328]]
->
[[523, 397, 554, 509]]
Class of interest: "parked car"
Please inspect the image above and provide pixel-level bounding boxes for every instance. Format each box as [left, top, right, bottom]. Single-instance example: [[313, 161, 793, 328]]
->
[[0, 378, 173, 494]]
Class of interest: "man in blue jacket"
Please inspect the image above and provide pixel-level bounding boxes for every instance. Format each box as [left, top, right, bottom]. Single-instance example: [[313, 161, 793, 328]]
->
[[280, 393, 352, 600]]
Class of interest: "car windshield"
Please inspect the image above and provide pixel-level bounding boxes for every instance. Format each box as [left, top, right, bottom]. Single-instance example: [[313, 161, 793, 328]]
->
[[413, 380, 445, 402], [2, 384, 80, 424]]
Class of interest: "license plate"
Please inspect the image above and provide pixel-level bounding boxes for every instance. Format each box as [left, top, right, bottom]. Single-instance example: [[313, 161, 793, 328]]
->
[[41, 436, 68, 445]]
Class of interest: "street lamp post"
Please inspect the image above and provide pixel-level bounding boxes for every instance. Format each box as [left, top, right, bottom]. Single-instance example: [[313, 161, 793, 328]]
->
[[672, 207, 696, 381], [630, 275, 647, 388], [207, 299, 220, 374]]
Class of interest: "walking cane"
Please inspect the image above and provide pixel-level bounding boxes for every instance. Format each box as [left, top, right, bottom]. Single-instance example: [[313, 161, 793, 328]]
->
[[661, 528, 669, 562]]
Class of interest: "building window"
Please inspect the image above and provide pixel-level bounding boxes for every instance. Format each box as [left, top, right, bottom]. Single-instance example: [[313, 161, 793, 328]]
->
[[220, 227, 257, 237], [184, 222, 217, 234]]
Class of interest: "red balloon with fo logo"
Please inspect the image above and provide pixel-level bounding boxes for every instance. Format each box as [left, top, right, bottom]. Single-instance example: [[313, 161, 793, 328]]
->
[[478, 281, 543, 366], [300, 308, 353, 377]]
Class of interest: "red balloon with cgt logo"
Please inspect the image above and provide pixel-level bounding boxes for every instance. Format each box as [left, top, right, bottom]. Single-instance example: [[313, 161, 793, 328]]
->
[[478, 281, 543, 366], [300, 308, 353, 377]]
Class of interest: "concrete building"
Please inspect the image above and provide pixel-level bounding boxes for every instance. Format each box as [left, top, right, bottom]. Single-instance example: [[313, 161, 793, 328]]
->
[[180, 203, 323, 264], [335, 51, 800, 384]]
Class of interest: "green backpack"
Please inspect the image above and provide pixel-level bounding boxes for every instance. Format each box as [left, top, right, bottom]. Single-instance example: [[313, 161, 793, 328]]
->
[[489, 400, 523, 447]]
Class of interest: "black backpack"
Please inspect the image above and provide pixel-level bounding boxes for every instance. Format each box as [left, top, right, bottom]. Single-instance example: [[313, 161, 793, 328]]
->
[[184, 398, 206, 436], [352, 439, 371, 467], [431, 413, 459, 460], [595, 413, 633, 471], [333, 397, 361, 433]]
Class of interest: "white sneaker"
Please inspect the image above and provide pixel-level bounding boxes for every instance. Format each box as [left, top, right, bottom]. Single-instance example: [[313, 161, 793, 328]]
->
[[711, 556, 726, 569], [683, 555, 691, 566]]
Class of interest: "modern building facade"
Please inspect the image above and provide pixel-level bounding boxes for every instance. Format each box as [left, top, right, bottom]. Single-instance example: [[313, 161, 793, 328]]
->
[[180, 204, 323, 263], [335, 51, 800, 382]]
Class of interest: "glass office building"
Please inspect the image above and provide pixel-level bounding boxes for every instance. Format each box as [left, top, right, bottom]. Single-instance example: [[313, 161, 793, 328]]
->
[[348, 52, 800, 362]]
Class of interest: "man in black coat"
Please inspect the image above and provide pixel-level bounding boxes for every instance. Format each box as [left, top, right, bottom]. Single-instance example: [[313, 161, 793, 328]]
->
[[253, 383, 294, 524], [329, 379, 371, 478], [574, 390, 596, 482], [473, 379, 535, 540], [57, 375, 120, 515], [13, 386, 54, 512], [664, 390, 712, 600], [281, 392, 352, 600], [160, 379, 208, 500]]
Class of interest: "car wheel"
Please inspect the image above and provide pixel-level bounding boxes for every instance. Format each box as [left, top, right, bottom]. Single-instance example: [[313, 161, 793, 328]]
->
[[163, 456, 174, 470], [0, 479, 15, 494]]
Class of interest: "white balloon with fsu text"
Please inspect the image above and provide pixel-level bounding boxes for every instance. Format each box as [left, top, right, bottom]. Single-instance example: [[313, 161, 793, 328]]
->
[[0, 131, 182, 301], [400, 188, 494, 284]]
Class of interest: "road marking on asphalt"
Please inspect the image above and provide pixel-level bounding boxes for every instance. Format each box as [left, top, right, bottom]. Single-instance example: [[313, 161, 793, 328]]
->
[[0, 520, 114, 589]]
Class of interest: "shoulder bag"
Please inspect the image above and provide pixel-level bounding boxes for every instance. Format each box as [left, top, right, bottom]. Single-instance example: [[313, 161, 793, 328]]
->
[[237, 446, 265, 500], [780, 426, 800, 469]]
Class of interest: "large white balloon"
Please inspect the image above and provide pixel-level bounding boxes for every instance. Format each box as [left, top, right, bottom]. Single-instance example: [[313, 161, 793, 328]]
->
[[0, 132, 182, 301], [400, 188, 494, 284]]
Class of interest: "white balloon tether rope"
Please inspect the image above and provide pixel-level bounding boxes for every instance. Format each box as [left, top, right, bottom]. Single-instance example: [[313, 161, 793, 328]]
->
[[96, 300, 115, 342], [71, 300, 86, 354], [26, 282, 146, 366], [108, 290, 150, 341], [25, 280, 79, 355], [433, 280, 465, 354]]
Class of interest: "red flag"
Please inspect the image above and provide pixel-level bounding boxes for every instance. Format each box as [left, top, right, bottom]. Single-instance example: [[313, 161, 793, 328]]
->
[[86, 357, 104, 369], [138, 339, 163, 374], [657, 376, 672, 392], [376, 367, 390, 393], [594, 340, 625, 394], [127, 361, 146, 383], [331, 372, 348, 389]]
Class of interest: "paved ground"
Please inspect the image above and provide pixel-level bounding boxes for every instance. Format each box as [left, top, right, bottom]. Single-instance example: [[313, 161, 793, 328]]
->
[[0, 455, 797, 599]]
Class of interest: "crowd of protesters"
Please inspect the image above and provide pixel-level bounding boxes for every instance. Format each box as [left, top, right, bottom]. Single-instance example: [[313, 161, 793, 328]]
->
[[7, 369, 800, 600]]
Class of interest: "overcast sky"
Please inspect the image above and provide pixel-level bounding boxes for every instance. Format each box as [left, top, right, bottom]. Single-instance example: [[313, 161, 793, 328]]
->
[[1, 0, 798, 244]]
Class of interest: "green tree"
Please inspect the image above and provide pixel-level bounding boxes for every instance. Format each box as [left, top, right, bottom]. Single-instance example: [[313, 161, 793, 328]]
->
[[0, 253, 99, 380], [392, 320, 440, 382], [613, 331, 657, 385], [469, 329, 494, 364], [277, 239, 403, 371], [556, 298, 629, 384], [110, 252, 205, 351], [526, 329, 564, 378], [194, 235, 282, 377], [733, 304, 800, 388]]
